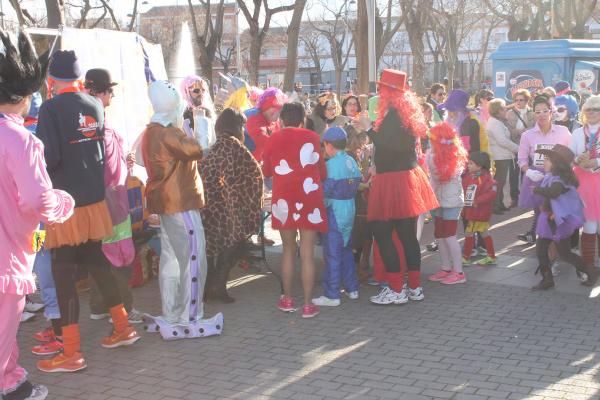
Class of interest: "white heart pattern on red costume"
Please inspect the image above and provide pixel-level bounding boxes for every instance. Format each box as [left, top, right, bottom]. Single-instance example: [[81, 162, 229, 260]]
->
[[307, 208, 323, 224], [295, 202, 303, 211], [274, 159, 293, 175], [271, 199, 289, 225], [303, 177, 319, 194], [293, 213, 300, 221], [300, 142, 320, 168]]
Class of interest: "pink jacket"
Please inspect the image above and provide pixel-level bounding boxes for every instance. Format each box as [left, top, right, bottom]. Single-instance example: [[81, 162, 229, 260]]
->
[[0, 113, 74, 295], [518, 124, 571, 169]]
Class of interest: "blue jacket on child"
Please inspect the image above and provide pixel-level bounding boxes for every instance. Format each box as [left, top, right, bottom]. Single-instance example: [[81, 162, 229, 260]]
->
[[322, 149, 361, 299]]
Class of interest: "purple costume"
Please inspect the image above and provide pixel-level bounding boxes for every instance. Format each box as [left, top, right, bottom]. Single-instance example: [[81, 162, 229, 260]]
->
[[534, 174, 584, 242]]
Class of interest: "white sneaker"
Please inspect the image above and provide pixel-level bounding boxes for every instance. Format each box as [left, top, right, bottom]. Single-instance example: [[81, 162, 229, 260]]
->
[[408, 286, 424, 301], [312, 296, 341, 307], [20, 311, 36, 322], [551, 261, 560, 277], [90, 312, 110, 320], [25, 384, 48, 400], [25, 298, 44, 313], [369, 287, 408, 305], [109, 308, 144, 324], [344, 291, 359, 300]]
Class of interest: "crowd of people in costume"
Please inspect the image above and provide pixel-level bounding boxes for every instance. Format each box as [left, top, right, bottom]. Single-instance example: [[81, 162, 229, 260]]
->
[[3, 26, 600, 400]]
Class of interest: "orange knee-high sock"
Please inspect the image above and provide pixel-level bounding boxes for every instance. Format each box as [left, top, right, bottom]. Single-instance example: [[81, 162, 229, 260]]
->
[[463, 236, 475, 259], [581, 233, 597, 266], [483, 236, 496, 259], [109, 303, 129, 333], [62, 324, 81, 357]]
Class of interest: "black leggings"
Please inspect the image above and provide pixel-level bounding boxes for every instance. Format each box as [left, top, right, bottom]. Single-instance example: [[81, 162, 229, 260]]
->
[[371, 218, 420, 272], [536, 237, 586, 272], [52, 241, 121, 327]]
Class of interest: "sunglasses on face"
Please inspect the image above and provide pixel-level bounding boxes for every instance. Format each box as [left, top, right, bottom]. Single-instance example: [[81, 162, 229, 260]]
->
[[556, 107, 567, 113]]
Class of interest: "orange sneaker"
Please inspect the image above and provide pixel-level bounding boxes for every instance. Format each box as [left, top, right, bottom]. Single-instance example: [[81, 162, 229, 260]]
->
[[32, 339, 63, 356], [37, 352, 87, 373], [101, 326, 141, 349]]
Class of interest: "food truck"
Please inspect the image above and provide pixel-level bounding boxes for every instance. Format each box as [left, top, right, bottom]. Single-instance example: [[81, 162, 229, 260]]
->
[[490, 39, 600, 101]]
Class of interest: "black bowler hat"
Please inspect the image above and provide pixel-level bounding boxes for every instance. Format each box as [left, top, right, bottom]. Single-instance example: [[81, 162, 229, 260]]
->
[[48, 50, 82, 81], [84, 68, 118, 92]]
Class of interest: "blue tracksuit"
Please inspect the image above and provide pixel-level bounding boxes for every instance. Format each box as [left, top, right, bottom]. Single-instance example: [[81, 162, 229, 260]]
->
[[322, 151, 361, 299]]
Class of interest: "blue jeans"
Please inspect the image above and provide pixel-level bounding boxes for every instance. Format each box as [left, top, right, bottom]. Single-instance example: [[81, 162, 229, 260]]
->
[[33, 249, 61, 320]]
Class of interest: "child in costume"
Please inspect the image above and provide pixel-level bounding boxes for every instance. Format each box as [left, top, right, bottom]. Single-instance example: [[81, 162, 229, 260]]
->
[[531, 144, 599, 290], [532, 144, 600, 290], [141, 80, 223, 340], [356, 69, 438, 305], [426, 123, 469, 285], [571, 95, 600, 269], [0, 29, 74, 400], [461, 151, 498, 266], [312, 127, 362, 306], [262, 102, 328, 318]]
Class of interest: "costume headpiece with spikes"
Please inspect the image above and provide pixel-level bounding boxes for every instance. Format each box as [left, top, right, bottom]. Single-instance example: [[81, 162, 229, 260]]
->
[[0, 29, 47, 104]]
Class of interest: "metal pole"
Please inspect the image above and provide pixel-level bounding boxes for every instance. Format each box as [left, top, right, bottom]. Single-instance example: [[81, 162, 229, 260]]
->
[[1, 0, 4, 30], [366, 0, 377, 93], [235, 2, 242, 76]]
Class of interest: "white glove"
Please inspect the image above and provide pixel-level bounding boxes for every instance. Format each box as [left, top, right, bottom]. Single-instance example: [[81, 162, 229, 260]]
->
[[525, 169, 544, 182]]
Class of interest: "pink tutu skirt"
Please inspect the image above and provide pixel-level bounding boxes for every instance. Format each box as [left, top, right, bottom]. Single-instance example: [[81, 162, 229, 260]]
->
[[574, 166, 600, 221]]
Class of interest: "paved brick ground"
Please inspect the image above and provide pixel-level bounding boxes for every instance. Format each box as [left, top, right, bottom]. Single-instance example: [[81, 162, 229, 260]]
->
[[17, 209, 600, 400]]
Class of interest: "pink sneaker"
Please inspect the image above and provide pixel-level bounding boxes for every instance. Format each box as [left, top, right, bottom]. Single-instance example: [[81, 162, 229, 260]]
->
[[277, 296, 296, 312], [440, 272, 467, 285], [428, 269, 452, 282], [302, 304, 319, 318]]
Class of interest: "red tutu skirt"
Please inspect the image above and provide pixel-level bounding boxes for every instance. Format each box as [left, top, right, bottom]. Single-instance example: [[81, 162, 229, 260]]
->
[[367, 168, 439, 221]]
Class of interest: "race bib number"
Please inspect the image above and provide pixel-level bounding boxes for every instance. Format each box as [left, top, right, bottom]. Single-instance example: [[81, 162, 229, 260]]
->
[[533, 143, 554, 167], [464, 184, 477, 206]]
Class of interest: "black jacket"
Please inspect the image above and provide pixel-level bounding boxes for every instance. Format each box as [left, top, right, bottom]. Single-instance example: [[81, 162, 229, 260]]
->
[[36, 92, 106, 207]]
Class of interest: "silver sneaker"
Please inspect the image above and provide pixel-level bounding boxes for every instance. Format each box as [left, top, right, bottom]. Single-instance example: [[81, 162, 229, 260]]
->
[[551, 261, 560, 277], [20, 311, 36, 322], [408, 286, 424, 301], [24, 298, 44, 313], [108, 308, 144, 324], [369, 287, 408, 305], [25, 384, 48, 400]]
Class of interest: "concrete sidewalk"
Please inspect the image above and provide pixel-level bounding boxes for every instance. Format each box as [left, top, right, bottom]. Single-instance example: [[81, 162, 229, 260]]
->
[[17, 208, 600, 400]]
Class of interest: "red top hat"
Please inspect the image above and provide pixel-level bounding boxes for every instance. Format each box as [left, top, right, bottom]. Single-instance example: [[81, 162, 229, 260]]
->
[[377, 69, 407, 91]]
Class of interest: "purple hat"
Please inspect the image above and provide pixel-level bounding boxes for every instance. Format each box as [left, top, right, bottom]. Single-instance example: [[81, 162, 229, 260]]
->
[[554, 81, 571, 96], [322, 126, 347, 142], [437, 89, 470, 112]]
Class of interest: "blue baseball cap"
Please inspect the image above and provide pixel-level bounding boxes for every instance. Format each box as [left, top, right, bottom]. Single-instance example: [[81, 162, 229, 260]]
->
[[322, 126, 347, 142]]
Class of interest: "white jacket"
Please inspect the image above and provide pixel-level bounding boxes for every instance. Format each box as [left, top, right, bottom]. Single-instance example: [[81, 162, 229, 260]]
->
[[486, 117, 519, 161], [426, 151, 464, 209]]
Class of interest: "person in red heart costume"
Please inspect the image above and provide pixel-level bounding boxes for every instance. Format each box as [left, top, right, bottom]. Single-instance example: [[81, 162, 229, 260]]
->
[[262, 102, 328, 319]]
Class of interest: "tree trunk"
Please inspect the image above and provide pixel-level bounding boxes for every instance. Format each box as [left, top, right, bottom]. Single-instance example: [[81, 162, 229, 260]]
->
[[248, 32, 262, 86], [283, 0, 307, 92], [406, 21, 425, 95], [45, 0, 65, 28], [335, 68, 343, 98], [354, 0, 369, 94]]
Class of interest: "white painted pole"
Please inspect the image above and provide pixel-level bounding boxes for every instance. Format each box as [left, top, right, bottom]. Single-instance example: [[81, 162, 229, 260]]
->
[[366, 0, 377, 93]]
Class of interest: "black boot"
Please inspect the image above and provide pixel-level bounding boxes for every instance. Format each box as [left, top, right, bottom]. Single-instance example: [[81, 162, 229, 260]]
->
[[580, 264, 600, 287], [531, 265, 555, 291], [203, 257, 217, 302], [214, 249, 235, 303]]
